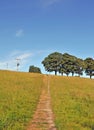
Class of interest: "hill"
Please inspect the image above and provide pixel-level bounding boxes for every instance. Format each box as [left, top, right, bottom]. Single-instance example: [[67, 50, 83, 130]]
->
[[0, 70, 43, 130], [0, 70, 94, 130], [50, 75, 94, 130]]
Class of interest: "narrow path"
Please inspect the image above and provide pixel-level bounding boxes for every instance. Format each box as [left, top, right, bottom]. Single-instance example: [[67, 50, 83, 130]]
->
[[27, 75, 57, 130]]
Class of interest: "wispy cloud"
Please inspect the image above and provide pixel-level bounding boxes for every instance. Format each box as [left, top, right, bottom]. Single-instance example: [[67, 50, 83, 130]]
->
[[0, 50, 33, 71], [10, 50, 32, 60], [16, 53, 32, 60], [16, 29, 24, 37], [40, 0, 60, 7], [0, 49, 54, 72]]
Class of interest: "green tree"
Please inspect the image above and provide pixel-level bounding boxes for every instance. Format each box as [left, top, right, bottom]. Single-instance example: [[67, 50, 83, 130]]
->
[[29, 65, 41, 73], [59, 53, 84, 77], [75, 58, 84, 76], [42, 52, 62, 75], [60, 53, 78, 76], [42, 52, 85, 76], [84, 58, 94, 79]]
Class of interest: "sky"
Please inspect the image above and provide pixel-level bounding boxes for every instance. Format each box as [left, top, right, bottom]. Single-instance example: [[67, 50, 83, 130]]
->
[[0, 0, 94, 74]]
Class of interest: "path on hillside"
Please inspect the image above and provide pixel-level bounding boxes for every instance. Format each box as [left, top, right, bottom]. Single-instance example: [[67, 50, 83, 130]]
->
[[27, 75, 57, 130]]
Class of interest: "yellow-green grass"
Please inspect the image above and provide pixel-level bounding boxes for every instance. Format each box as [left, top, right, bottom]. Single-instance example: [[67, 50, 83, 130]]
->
[[50, 76, 94, 130], [0, 70, 43, 130]]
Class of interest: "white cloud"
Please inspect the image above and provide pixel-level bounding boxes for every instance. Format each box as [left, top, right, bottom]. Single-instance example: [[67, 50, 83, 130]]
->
[[0, 59, 15, 70], [16, 29, 24, 37], [0, 51, 33, 71], [9, 50, 32, 60], [16, 53, 32, 60], [0, 49, 53, 72]]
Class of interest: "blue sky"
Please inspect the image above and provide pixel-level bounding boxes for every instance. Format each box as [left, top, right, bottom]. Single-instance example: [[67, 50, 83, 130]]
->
[[0, 0, 94, 73]]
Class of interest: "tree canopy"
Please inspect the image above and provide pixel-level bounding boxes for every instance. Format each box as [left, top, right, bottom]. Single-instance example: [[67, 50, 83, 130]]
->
[[84, 58, 94, 79], [42, 52, 62, 75], [29, 65, 41, 74], [42, 52, 94, 78]]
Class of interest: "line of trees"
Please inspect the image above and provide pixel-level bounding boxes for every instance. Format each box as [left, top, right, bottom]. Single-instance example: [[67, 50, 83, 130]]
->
[[42, 52, 94, 79]]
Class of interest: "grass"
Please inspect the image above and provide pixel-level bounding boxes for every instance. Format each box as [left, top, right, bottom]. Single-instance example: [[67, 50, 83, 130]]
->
[[50, 76, 94, 130], [0, 70, 43, 130], [0, 70, 94, 130]]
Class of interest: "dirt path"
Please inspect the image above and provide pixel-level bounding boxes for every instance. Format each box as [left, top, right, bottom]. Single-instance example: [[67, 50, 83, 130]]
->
[[27, 75, 57, 130]]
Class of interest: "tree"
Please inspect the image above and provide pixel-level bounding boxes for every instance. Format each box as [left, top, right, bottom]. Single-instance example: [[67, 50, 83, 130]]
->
[[60, 53, 79, 76], [75, 58, 84, 76], [84, 58, 94, 79], [42, 52, 62, 75], [29, 65, 41, 73]]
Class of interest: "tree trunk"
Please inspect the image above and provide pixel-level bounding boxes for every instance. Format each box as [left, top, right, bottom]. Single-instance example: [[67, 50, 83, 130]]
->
[[72, 72, 74, 76], [90, 72, 92, 79], [78, 74, 80, 77], [55, 70, 57, 75], [61, 73, 63, 76]]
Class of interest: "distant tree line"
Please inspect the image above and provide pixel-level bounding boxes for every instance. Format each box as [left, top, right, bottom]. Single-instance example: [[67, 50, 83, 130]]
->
[[42, 52, 94, 79], [29, 65, 41, 74]]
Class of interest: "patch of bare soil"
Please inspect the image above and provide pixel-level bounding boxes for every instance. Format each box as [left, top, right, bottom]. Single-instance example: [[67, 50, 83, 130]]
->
[[27, 75, 57, 130]]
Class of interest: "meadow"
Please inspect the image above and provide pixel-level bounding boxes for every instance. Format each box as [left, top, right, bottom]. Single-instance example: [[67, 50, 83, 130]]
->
[[0, 70, 94, 130], [0, 70, 43, 130], [50, 76, 94, 130]]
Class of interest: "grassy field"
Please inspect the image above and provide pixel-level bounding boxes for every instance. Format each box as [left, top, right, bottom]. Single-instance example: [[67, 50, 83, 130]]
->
[[0, 71, 94, 130], [0, 70, 43, 130], [50, 76, 94, 130]]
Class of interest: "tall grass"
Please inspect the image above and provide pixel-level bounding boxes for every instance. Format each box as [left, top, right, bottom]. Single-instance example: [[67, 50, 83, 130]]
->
[[50, 76, 94, 130], [0, 70, 43, 130], [1, 71, 94, 130]]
